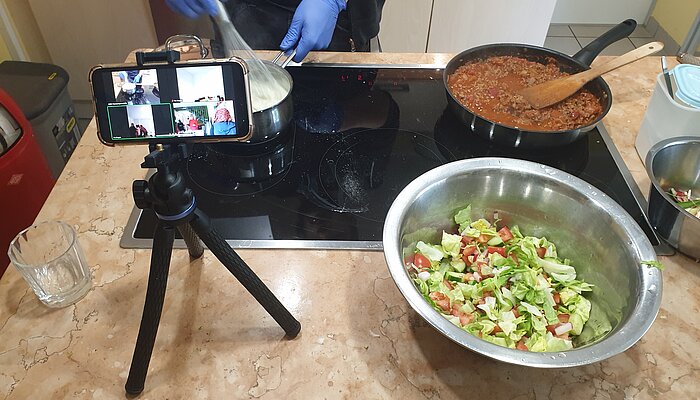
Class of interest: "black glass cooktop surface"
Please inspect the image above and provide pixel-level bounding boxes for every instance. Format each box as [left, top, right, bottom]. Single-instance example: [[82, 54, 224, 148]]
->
[[122, 65, 661, 250]]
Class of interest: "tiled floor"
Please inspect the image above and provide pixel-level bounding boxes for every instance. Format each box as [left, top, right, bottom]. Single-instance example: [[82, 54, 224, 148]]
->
[[545, 24, 679, 57]]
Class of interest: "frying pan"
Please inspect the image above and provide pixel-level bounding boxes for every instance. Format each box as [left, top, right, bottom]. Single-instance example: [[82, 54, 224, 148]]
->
[[443, 19, 637, 148]]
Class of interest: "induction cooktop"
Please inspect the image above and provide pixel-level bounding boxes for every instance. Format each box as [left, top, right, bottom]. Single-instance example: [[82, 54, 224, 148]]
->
[[121, 64, 668, 254]]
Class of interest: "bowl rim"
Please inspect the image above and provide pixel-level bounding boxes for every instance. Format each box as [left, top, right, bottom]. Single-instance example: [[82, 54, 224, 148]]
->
[[646, 136, 700, 223], [383, 157, 662, 368]]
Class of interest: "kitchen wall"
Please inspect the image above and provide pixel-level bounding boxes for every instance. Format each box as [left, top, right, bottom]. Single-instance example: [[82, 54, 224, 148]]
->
[[28, 0, 159, 117], [551, 0, 654, 24], [0, 34, 10, 61], [651, 0, 700, 50], [3, 0, 51, 63]]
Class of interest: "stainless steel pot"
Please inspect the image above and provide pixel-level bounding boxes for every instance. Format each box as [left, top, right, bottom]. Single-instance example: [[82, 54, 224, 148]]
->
[[383, 158, 662, 367], [246, 60, 293, 144], [646, 136, 700, 259]]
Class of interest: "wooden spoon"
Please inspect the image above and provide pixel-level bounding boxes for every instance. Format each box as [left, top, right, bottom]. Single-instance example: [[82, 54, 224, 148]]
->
[[519, 41, 664, 109]]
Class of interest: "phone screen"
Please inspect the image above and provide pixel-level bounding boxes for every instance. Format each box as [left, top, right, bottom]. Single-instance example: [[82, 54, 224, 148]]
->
[[91, 61, 251, 144]]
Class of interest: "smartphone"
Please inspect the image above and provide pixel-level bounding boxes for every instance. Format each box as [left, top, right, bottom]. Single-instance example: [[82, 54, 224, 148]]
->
[[90, 58, 253, 145]]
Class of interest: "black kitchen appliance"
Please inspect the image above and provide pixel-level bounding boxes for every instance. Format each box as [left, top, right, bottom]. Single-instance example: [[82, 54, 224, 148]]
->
[[122, 64, 668, 254]]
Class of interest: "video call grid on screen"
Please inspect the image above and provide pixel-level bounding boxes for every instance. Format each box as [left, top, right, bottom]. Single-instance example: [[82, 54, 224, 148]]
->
[[106, 65, 238, 140]]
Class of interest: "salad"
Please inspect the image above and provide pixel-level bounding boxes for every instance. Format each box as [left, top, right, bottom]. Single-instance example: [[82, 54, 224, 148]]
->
[[668, 188, 700, 218], [406, 206, 594, 352]]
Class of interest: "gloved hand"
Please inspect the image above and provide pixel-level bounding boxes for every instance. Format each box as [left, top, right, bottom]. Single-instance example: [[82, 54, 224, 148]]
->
[[165, 0, 219, 19], [280, 0, 346, 63]]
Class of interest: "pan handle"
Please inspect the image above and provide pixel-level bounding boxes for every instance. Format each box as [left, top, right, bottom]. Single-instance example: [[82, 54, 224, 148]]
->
[[573, 19, 637, 66]]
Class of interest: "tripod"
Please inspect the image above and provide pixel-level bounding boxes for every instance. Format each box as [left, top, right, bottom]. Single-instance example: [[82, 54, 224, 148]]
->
[[125, 144, 301, 395]]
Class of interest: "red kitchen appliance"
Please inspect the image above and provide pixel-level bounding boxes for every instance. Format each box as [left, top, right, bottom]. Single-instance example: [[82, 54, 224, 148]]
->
[[0, 88, 55, 275]]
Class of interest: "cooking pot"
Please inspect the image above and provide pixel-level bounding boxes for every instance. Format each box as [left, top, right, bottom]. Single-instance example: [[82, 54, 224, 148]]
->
[[245, 60, 294, 144], [646, 136, 700, 259], [444, 19, 637, 148]]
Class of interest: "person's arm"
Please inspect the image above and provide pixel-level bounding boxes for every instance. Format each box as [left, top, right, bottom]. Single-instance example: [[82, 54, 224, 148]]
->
[[279, 0, 347, 63], [165, 0, 218, 18]]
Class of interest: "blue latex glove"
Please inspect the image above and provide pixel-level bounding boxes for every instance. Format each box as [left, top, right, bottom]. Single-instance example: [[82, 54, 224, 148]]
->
[[165, 0, 218, 19], [280, 0, 346, 62]]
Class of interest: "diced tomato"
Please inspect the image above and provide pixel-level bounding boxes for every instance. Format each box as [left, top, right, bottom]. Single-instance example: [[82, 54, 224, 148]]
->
[[546, 324, 557, 334], [461, 236, 474, 246], [451, 303, 475, 326], [414, 253, 431, 269], [492, 325, 503, 334], [552, 292, 561, 304], [536, 247, 547, 258], [497, 226, 513, 242], [404, 254, 415, 266], [557, 314, 570, 323], [512, 308, 520, 318], [429, 292, 450, 312], [487, 246, 506, 257], [463, 245, 478, 255], [510, 253, 519, 265], [477, 234, 490, 243], [443, 279, 454, 290], [516, 340, 528, 351], [459, 313, 474, 326]]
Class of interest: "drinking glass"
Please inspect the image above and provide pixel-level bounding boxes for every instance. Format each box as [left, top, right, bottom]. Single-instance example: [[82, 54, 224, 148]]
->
[[7, 221, 92, 308]]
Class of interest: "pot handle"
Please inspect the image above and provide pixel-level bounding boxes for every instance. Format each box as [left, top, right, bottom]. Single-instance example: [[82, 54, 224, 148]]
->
[[573, 19, 637, 66]]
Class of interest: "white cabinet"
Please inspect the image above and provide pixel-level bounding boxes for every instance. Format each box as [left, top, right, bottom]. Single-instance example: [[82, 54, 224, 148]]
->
[[379, 0, 558, 53], [378, 0, 433, 52]]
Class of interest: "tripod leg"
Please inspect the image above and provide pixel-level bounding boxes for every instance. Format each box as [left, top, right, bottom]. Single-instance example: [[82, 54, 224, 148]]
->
[[189, 210, 301, 337], [125, 222, 175, 395], [177, 224, 204, 258]]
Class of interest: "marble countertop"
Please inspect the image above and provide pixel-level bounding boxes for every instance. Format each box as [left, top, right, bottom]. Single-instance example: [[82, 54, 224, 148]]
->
[[1, 52, 698, 399]]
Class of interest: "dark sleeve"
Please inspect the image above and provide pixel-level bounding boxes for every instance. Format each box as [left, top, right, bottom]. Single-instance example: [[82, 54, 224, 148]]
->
[[348, 0, 385, 45]]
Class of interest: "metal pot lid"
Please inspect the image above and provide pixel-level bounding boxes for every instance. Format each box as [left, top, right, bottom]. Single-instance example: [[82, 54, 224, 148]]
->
[[0, 104, 21, 155]]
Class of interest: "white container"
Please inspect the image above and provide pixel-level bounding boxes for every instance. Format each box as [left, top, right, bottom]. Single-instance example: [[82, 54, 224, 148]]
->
[[635, 73, 700, 163]]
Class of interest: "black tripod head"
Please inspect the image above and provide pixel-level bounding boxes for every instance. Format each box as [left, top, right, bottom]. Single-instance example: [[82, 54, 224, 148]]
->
[[132, 143, 195, 222]]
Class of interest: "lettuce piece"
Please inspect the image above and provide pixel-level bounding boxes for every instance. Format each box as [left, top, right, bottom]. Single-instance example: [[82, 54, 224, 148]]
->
[[476, 296, 498, 321], [537, 257, 577, 282], [498, 310, 519, 336], [454, 206, 472, 231], [562, 280, 594, 294], [456, 282, 478, 301], [520, 301, 543, 317], [546, 333, 574, 351], [525, 333, 547, 352], [471, 218, 492, 232], [441, 231, 463, 258], [574, 302, 612, 346], [487, 236, 503, 246], [445, 315, 461, 327], [642, 260, 665, 271], [510, 225, 524, 239], [481, 334, 510, 348], [531, 315, 548, 334], [413, 278, 429, 295], [416, 241, 446, 262], [450, 258, 466, 273]]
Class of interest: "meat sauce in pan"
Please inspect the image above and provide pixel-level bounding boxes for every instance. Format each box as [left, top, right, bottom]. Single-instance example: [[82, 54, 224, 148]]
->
[[448, 56, 604, 131]]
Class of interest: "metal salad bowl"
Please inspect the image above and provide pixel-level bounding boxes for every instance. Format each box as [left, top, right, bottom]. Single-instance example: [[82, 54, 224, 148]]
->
[[382, 158, 662, 367], [646, 136, 700, 260]]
